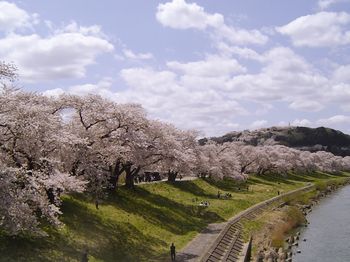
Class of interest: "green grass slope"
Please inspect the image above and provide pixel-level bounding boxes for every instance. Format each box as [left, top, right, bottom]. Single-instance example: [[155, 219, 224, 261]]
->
[[0, 172, 349, 261]]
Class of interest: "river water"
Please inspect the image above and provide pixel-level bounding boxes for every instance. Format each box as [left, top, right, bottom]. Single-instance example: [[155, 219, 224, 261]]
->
[[294, 185, 350, 262]]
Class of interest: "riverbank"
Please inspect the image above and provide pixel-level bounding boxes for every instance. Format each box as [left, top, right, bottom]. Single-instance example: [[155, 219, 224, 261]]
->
[[0, 172, 348, 261], [242, 173, 350, 261], [182, 184, 313, 262], [294, 184, 350, 261]]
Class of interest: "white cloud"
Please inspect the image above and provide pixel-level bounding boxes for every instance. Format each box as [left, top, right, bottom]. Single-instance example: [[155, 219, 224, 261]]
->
[[156, 0, 267, 45], [156, 0, 223, 30], [119, 66, 247, 136], [333, 64, 350, 82], [43, 78, 117, 100], [318, 0, 350, 10], [69, 78, 114, 96], [317, 115, 350, 125], [0, 23, 114, 82], [54, 21, 110, 40], [327, 83, 350, 110], [122, 49, 153, 60], [216, 42, 264, 61], [341, 104, 350, 111], [226, 47, 328, 104], [0, 1, 39, 32], [277, 12, 350, 47], [250, 120, 268, 129], [277, 121, 288, 127], [213, 23, 268, 46], [120, 67, 179, 95], [153, 3, 350, 133], [42, 88, 65, 97], [289, 100, 323, 112], [255, 103, 274, 115], [285, 116, 350, 131], [115, 45, 350, 135], [167, 55, 246, 77], [115, 45, 345, 135], [291, 119, 313, 127]]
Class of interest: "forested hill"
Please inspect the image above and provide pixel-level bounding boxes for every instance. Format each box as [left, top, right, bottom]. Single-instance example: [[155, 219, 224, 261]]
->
[[199, 126, 350, 156]]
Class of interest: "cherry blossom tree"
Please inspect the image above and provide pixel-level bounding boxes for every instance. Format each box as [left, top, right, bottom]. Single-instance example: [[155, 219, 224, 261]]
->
[[148, 122, 198, 182], [58, 94, 180, 190], [196, 142, 243, 180], [294, 151, 315, 173], [231, 143, 258, 175], [0, 88, 85, 235], [342, 156, 350, 171], [0, 61, 17, 82]]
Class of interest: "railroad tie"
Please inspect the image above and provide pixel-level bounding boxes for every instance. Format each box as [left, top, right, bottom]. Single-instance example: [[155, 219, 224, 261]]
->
[[222, 230, 243, 262], [204, 223, 243, 262]]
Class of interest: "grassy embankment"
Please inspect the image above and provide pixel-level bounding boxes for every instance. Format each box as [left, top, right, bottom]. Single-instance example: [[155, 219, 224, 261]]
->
[[0, 172, 349, 261]]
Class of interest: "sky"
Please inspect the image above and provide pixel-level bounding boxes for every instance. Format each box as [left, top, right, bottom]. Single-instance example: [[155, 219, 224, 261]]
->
[[0, 0, 350, 136]]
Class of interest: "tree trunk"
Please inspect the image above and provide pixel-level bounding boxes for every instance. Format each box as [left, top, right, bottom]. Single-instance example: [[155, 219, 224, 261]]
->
[[46, 188, 55, 204], [124, 169, 133, 189], [124, 164, 140, 190], [167, 171, 178, 182], [109, 160, 122, 192], [241, 159, 255, 175], [70, 160, 80, 176]]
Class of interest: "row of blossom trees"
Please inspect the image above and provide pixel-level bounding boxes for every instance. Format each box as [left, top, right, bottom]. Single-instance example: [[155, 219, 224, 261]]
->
[[198, 142, 350, 179], [1, 62, 350, 235]]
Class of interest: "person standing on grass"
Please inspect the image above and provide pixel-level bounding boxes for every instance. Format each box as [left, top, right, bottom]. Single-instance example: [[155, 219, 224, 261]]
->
[[95, 198, 99, 209], [170, 243, 176, 261]]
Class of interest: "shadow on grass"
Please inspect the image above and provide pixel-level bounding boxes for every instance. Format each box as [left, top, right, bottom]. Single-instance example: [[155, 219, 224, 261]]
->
[[62, 198, 166, 262], [286, 171, 346, 183], [254, 173, 297, 185], [247, 176, 274, 187], [286, 173, 315, 182], [105, 187, 224, 236], [0, 231, 78, 262], [0, 197, 167, 262], [201, 177, 249, 192], [169, 180, 216, 198], [249, 171, 349, 187]]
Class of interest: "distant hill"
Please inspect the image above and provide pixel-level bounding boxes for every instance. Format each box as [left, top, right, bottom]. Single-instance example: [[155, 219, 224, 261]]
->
[[199, 126, 350, 156]]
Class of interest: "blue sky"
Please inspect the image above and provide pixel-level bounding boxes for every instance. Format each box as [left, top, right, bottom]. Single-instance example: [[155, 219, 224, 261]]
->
[[1, 0, 350, 136]]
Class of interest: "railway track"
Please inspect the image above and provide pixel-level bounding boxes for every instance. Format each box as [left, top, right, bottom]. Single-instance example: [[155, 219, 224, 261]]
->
[[200, 184, 314, 262], [204, 222, 243, 262]]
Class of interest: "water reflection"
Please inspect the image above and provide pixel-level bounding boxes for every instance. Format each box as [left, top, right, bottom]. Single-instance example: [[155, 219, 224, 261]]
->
[[294, 186, 350, 262]]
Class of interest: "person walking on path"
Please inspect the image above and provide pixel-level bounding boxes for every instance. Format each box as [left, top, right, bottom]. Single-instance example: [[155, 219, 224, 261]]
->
[[170, 243, 176, 261], [81, 248, 88, 262]]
